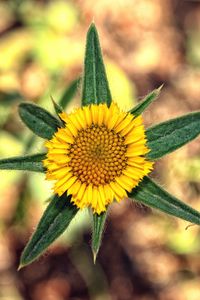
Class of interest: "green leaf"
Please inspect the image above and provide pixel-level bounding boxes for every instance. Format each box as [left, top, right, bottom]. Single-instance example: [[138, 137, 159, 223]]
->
[[0, 91, 24, 104], [59, 78, 80, 109], [92, 211, 107, 263], [0, 153, 46, 173], [19, 194, 78, 268], [129, 177, 200, 225], [146, 112, 200, 160], [50, 96, 65, 127], [130, 85, 163, 117], [19, 103, 60, 140], [82, 23, 112, 106], [51, 96, 63, 116]]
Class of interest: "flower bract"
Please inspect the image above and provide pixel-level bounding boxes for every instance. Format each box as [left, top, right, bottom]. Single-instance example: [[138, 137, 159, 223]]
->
[[43, 103, 153, 214]]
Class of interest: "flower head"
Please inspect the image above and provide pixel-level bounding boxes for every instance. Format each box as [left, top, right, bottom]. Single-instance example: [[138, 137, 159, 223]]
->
[[43, 102, 153, 214]]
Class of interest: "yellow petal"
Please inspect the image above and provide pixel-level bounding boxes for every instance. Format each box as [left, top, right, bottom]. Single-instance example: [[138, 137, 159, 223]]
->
[[120, 120, 135, 136], [48, 148, 68, 155], [92, 186, 98, 209], [109, 181, 127, 199], [81, 186, 90, 206], [83, 106, 92, 126], [58, 176, 77, 194], [98, 185, 106, 206], [115, 175, 135, 192], [126, 146, 149, 157], [59, 112, 68, 123], [68, 180, 82, 195], [54, 172, 72, 190], [67, 122, 78, 137], [107, 113, 119, 130], [68, 113, 82, 130], [132, 115, 143, 127], [122, 167, 143, 180], [97, 104, 104, 126], [125, 135, 142, 145], [91, 104, 98, 124], [74, 108, 87, 128], [96, 190, 106, 213], [56, 129, 74, 144], [76, 183, 87, 202], [115, 114, 133, 133], [114, 111, 126, 128], [47, 153, 70, 164], [87, 184, 93, 201], [52, 166, 72, 178], [104, 184, 114, 204]]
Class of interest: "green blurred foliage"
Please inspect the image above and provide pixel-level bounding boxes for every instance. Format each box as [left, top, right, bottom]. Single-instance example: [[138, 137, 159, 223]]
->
[[187, 32, 200, 67]]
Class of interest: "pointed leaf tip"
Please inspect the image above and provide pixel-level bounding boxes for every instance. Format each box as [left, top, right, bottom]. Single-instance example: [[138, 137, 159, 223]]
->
[[156, 83, 164, 93], [88, 22, 97, 32], [93, 251, 97, 264], [130, 84, 163, 117], [147, 111, 200, 160], [19, 102, 60, 139], [51, 96, 64, 119], [20, 194, 78, 267], [82, 23, 112, 106], [17, 264, 24, 271], [130, 177, 200, 225], [91, 212, 107, 262]]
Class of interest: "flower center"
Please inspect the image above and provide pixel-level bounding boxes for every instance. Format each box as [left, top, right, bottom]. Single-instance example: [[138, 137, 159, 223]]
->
[[68, 124, 127, 186]]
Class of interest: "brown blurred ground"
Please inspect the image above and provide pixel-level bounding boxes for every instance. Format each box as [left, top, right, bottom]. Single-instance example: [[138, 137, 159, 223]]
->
[[0, 0, 200, 299]]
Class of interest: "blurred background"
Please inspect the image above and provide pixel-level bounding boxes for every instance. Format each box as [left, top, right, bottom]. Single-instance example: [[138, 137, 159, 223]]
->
[[0, 0, 200, 299]]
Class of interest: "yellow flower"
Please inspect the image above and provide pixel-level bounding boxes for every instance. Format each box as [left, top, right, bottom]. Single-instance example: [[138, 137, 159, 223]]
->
[[43, 103, 153, 214]]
